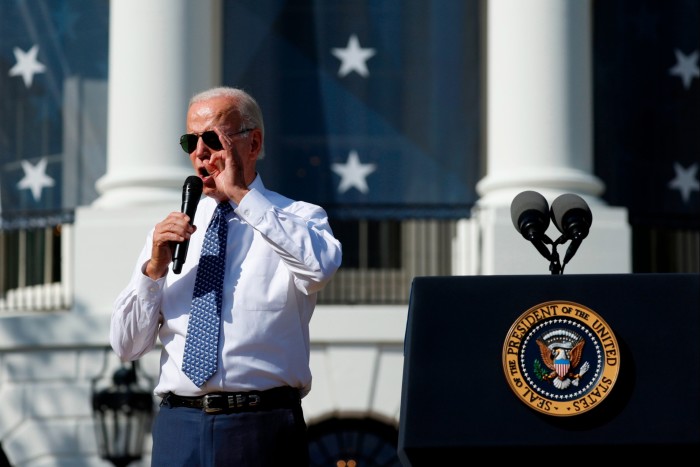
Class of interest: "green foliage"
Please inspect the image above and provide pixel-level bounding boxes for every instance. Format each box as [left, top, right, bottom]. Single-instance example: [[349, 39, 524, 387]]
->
[[533, 359, 548, 380]]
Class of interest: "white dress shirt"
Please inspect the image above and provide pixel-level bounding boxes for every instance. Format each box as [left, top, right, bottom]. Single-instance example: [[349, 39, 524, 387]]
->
[[110, 175, 342, 398]]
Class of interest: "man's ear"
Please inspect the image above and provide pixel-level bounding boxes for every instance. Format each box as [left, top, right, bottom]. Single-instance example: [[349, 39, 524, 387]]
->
[[248, 129, 263, 159]]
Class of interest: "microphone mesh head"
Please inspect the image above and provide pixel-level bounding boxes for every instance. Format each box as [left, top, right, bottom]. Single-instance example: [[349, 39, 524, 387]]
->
[[510, 190, 549, 233], [183, 175, 203, 195], [550, 194, 592, 233]]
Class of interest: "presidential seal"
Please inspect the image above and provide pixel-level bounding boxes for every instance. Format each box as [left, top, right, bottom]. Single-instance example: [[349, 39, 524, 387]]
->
[[502, 301, 620, 417]]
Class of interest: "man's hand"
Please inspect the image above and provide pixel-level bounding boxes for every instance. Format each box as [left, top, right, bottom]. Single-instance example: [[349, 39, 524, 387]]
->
[[146, 212, 197, 279], [204, 126, 251, 204]]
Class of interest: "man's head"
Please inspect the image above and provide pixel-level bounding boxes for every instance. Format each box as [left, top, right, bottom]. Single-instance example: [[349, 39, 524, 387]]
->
[[181, 87, 265, 199]]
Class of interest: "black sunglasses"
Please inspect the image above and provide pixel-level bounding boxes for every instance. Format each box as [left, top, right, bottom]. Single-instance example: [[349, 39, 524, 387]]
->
[[179, 128, 254, 154]]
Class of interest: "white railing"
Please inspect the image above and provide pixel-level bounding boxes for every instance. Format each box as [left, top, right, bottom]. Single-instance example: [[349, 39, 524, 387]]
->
[[319, 219, 456, 304], [0, 224, 73, 313], [1, 221, 698, 312], [1, 219, 456, 311], [0, 283, 71, 312]]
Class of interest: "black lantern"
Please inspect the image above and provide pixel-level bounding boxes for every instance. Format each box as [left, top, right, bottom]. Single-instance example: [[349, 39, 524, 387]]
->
[[92, 359, 154, 467]]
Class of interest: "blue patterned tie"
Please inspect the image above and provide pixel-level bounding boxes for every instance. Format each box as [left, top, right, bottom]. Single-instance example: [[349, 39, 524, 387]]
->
[[182, 202, 233, 387]]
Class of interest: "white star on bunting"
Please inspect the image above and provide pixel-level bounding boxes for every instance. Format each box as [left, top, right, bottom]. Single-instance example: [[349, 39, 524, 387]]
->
[[331, 150, 377, 194], [332, 34, 376, 78], [9, 45, 46, 88], [668, 162, 699, 204], [668, 49, 699, 90], [18, 157, 55, 201]]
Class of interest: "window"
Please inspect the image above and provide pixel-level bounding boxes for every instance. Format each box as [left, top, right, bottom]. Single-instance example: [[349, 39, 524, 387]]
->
[[330, 220, 402, 270]]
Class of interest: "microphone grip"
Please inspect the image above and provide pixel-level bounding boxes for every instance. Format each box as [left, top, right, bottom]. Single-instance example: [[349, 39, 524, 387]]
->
[[172, 176, 202, 274], [172, 200, 197, 274], [172, 242, 190, 274]]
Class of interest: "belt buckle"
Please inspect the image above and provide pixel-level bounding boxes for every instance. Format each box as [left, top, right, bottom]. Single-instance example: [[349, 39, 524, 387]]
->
[[202, 394, 224, 413], [247, 394, 261, 407], [232, 393, 260, 408]]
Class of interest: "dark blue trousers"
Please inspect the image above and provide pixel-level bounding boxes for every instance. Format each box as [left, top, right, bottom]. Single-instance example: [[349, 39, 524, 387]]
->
[[151, 401, 309, 466]]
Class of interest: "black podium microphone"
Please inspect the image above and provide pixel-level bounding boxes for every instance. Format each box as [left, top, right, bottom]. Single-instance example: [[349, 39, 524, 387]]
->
[[550, 193, 592, 266], [511, 190, 553, 261], [172, 176, 203, 274]]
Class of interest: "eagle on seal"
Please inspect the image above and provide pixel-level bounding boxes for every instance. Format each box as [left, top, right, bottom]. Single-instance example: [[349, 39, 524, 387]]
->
[[536, 336, 589, 390]]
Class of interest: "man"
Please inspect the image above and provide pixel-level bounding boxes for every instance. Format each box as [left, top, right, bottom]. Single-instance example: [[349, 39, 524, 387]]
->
[[110, 86, 342, 466]]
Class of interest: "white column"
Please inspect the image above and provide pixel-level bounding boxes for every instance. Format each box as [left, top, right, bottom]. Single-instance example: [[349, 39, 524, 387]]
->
[[73, 0, 221, 316], [455, 0, 631, 275], [479, 0, 603, 206], [94, 0, 221, 208]]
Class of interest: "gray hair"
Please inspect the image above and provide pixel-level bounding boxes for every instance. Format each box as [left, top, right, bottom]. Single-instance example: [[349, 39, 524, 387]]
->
[[189, 86, 266, 159]]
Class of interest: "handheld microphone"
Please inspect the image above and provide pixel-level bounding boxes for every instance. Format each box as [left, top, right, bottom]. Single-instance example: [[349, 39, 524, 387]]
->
[[550, 194, 592, 266], [172, 176, 203, 274]]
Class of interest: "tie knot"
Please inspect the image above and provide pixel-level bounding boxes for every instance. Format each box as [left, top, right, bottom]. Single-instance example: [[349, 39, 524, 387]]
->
[[216, 202, 233, 215]]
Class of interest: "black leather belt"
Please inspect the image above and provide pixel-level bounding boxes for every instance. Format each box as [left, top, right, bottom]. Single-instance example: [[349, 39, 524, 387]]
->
[[162, 386, 300, 413]]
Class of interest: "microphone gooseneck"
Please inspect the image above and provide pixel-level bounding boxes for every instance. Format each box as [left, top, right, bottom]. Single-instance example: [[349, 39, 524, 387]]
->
[[172, 176, 203, 274]]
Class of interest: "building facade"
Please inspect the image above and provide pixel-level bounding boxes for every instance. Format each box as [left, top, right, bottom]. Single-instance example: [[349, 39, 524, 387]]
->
[[1, 0, 698, 465]]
